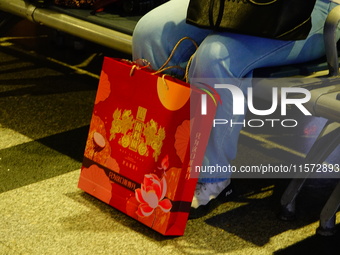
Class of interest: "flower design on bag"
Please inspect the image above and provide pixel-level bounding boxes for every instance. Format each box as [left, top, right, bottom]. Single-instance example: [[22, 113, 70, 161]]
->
[[135, 173, 172, 217]]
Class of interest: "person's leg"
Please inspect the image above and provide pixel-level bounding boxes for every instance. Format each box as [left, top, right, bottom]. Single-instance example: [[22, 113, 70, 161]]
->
[[132, 0, 212, 74], [190, 0, 337, 183]]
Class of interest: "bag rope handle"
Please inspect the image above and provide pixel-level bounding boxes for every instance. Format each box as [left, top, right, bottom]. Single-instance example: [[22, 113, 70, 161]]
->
[[155, 37, 221, 105], [130, 37, 221, 105], [152, 36, 199, 82]]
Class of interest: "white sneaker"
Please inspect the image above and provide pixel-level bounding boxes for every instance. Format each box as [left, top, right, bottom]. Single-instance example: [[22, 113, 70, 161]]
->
[[190, 179, 232, 219]]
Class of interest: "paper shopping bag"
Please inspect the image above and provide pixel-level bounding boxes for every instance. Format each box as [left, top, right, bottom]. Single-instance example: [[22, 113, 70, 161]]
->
[[78, 57, 218, 236]]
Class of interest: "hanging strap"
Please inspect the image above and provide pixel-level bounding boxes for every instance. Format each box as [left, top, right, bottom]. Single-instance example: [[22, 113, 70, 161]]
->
[[152, 36, 199, 83], [130, 37, 222, 105], [209, 0, 225, 29]]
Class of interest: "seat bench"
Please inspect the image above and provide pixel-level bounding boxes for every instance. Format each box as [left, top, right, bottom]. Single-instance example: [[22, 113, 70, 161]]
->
[[0, 0, 138, 54]]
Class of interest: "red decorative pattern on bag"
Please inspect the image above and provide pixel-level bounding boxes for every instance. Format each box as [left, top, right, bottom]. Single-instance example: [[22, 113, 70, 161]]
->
[[78, 57, 217, 235]]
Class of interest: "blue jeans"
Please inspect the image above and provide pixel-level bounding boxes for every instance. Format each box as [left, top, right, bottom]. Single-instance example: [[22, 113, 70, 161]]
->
[[132, 0, 339, 182]]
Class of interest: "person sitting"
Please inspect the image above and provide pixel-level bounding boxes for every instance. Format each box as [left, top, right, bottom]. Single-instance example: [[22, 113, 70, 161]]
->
[[132, 0, 340, 218]]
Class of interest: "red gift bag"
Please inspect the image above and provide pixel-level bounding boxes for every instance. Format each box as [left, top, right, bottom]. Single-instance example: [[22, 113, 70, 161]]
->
[[78, 56, 217, 236]]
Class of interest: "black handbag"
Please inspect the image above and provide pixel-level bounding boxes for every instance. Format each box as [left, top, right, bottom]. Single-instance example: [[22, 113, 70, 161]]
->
[[186, 0, 317, 40]]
